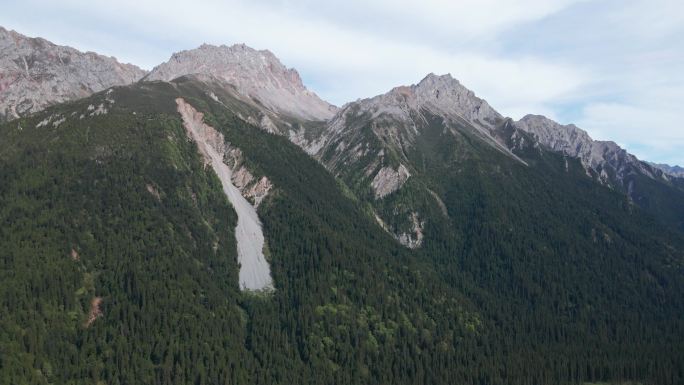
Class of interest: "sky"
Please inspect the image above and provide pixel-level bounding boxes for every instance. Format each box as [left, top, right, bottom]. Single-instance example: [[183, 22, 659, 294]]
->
[[2, 0, 683, 166]]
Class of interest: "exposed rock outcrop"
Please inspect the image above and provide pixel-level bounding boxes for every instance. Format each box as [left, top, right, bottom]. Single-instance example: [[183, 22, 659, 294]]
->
[[396, 212, 425, 249], [649, 162, 684, 178], [176, 97, 273, 291], [0, 26, 146, 121], [147, 44, 336, 121], [371, 164, 410, 199], [224, 147, 273, 207], [85, 297, 103, 327], [374, 211, 424, 249], [329, 73, 501, 134], [515, 114, 662, 187], [317, 73, 521, 175]]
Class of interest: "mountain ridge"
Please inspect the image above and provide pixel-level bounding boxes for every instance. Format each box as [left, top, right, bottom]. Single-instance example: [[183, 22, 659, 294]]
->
[[145, 43, 337, 121], [1, 25, 683, 231], [0, 26, 147, 121], [515, 113, 663, 184], [650, 162, 684, 178], [1, 36, 684, 385], [1, 24, 678, 181]]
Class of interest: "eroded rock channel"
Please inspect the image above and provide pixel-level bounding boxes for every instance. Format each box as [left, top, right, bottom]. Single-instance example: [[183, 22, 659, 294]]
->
[[176, 98, 273, 291]]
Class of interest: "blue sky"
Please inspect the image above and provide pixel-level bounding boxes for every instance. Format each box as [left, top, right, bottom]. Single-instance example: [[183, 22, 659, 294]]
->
[[3, 0, 683, 166]]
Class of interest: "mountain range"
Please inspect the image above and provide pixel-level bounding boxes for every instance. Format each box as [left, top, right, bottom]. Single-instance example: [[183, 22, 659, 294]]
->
[[1, 26, 683, 385]]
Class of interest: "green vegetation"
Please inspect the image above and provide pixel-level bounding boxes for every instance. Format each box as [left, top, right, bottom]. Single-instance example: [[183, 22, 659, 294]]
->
[[321, 107, 684, 385], [0, 79, 682, 385]]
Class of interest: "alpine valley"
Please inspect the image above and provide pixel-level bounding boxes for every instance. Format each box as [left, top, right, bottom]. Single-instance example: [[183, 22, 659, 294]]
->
[[1, 27, 683, 385]]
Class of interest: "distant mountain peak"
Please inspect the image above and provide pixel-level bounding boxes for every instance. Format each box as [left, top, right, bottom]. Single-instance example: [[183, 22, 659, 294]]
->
[[416, 72, 456, 88], [649, 162, 684, 178], [336, 73, 501, 130], [146, 43, 336, 121], [0, 26, 147, 121], [514, 114, 666, 187]]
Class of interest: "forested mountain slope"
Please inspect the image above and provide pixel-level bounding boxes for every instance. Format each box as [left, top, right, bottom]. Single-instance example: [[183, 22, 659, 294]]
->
[[0, 76, 682, 385], [0, 77, 480, 385], [516, 114, 684, 230], [316, 74, 684, 242]]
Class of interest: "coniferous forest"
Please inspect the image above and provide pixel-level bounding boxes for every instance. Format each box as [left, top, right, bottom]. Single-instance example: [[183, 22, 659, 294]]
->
[[1, 79, 682, 385]]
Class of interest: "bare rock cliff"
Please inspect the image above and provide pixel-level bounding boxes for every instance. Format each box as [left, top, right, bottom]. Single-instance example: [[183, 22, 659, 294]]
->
[[0, 26, 146, 121], [146, 44, 336, 121]]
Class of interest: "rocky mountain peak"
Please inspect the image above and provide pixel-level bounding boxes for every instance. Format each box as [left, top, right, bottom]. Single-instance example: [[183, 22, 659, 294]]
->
[[145, 43, 336, 121], [515, 114, 661, 186], [320, 73, 518, 170], [414, 73, 502, 126], [0, 26, 147, 121], [649, 163, 684, 178], [516, 114, 594, 154], [344, 73, 501, 128]]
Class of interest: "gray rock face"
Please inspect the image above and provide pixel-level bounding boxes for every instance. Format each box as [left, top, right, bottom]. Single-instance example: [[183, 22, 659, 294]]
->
[[324, 73, 501, 144], [515, 114, 660, 186], [371, 164, 410, 199], [315, 73, 513, 250], [0, 26, 146, 121], [345, 73, 501, 126], [176, 97, 273, 292], [413, 73, 502, 128], [323, 73, 520, 161], [318, 73, 518, 174], [649, 163, 684, 178], [146, 44, 336, 121]]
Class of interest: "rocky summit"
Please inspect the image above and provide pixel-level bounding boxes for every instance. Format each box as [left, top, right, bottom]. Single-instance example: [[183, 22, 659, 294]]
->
[[514, 114, 668, 187], [0, 27, 146, 122], [145, 43, 336, 121], [650, 162, 684, 178]]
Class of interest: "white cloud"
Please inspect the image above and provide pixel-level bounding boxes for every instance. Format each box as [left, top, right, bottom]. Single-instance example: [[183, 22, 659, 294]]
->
[[609, 0, 684, 40], [254, 0, 589, 43], [1, 0, 682, 164], [1, 0, 587, 107]]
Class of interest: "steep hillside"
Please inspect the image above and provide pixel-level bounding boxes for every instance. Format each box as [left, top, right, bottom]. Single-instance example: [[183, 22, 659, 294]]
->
[[0, 78, 481, 385], [0, 77, 684, 384], [315, 74, 525, 247], [0, 26, 146, 122], [516, 114, 684, 230], [316, 75, 684, 385], [1, 76, 682, 385], [317, 74, 684, 243]]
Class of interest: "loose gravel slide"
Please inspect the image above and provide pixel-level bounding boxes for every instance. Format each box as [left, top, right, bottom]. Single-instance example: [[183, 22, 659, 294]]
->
[[177, 98, 273, 291]]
